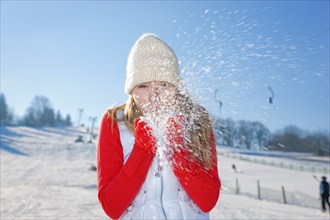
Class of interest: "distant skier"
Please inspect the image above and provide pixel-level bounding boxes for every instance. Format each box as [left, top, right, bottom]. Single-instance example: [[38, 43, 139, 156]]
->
[[320, 176, 330, 212], [232, 164, 237, 173], [74, 135, 84, 143]]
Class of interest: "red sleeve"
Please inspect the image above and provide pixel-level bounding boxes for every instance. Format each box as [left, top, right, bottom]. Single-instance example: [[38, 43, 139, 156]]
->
[[172, 130, 221, 213], [97, 113, 154, 219]]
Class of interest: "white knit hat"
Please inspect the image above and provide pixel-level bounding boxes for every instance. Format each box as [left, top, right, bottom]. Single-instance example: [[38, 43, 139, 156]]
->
[[125, 33, 182, 95]]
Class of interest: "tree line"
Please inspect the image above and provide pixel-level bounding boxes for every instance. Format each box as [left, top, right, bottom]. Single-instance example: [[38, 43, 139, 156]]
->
[[213, 118, 329, 156], [1, 93, 329, 155], [1, 93, 72, 127]]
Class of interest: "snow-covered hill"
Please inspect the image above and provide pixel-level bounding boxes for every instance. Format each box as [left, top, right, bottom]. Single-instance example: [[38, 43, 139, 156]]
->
[[1, 126, 329, 219]]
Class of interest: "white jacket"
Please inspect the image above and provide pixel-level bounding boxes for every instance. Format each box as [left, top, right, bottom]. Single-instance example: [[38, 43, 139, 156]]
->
[[116, 117, 209, 220]]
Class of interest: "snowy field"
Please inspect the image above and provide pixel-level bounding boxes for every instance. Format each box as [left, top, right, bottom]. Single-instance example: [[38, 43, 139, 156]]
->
[[1, 126, 329, 219]]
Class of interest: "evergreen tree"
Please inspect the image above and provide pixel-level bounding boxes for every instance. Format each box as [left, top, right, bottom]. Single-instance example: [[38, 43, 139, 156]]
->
[[55, 110, 64, 126], [0, 93, 13, 125], [0, 93, 8, 124], [64, 114, 72, 127]]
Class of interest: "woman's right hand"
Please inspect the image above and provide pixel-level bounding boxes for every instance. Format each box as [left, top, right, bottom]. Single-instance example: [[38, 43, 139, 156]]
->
[[134, 118, 157, 154]]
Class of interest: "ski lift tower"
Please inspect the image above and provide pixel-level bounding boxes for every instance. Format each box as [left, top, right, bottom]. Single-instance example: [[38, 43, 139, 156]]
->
[[214, 89, 223, 120], [77, 108, 83, 127], [88, 116, 97, 143], [214, 89, 223, 145]]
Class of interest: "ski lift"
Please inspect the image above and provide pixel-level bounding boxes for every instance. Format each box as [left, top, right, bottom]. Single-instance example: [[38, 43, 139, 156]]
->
[[214, 89, 223, 118], [268, 86, 275, 104]]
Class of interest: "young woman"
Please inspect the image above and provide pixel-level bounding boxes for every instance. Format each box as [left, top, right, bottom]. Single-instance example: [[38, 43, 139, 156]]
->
[[97, 33, 221, 219]]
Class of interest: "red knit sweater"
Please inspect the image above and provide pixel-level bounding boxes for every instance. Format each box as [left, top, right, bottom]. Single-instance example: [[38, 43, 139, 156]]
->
[[97, 113, 221, 219]]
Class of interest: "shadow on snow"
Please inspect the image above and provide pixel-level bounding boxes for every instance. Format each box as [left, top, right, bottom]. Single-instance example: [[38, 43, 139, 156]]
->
[[0, 142, 29, 156]]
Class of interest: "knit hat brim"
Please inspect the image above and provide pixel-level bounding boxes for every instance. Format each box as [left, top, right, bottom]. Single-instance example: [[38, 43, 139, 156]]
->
[[125, 66, 181, 94]]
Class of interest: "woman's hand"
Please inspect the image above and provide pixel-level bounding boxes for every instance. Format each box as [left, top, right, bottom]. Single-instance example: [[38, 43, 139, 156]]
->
[[134, 118, 157, 154], [166, 115, 185, 151]]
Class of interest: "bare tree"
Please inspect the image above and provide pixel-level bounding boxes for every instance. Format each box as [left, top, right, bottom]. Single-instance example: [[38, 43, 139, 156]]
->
[[237, 120, 254, 149], [221, 118, 236, 147], [252, 121, 271, 150], [24, 96, 55, 126]]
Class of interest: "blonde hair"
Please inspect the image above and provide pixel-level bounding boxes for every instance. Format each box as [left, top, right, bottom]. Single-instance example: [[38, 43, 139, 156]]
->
[[107, 93, 213, 168]]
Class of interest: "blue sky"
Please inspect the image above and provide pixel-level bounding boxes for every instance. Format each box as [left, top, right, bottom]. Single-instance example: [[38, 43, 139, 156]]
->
[[1, 1, 329, 133]]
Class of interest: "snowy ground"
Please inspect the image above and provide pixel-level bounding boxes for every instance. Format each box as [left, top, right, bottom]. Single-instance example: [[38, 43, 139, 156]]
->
[[1, 126, 329, 219]]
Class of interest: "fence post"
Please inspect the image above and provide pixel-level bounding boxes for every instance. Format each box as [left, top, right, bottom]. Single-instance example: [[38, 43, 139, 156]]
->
[[236, 178, 240, 194], [282, 186, 287, 204], [257, 180, 261, 200]]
